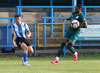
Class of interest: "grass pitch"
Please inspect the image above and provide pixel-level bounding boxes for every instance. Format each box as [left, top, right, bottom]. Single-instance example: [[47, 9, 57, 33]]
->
[[0, 54, 100, 73]]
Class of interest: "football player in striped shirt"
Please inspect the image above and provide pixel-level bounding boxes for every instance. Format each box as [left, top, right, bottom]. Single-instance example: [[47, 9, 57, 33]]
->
[[12, 14, 33, 66]]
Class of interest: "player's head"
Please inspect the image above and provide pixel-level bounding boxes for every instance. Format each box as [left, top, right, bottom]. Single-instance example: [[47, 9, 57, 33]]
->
[[75, 4, 82, 13], [14, 14, 21, 24]]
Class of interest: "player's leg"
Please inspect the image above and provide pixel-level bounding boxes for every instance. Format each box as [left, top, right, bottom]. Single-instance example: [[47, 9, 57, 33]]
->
[[66, 35, 78, 61], [66, 42, 78, 61], [51, 30, 71, 63], [51, 38, 69, 63], [28, 46, 34, 55], [56, 39, 69, 57], [66, 41, 76, 53], [15, 38, 30, 66], [21, 42, 30, 66], [23, 39, 34, 55]]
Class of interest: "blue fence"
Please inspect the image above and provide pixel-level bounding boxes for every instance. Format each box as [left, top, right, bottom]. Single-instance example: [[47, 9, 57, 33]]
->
[[0, 17, 14, 50], [16, 3, 100, 56]]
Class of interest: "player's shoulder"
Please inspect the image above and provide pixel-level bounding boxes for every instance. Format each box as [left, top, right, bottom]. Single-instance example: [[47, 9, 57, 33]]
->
[[79, 13, 85, 18], [20, 22, 27, 27], [80, 12, 84, 16], [22, 22, 27, 26], [12, 23, 17, 26], [80, 13, 86, 20]]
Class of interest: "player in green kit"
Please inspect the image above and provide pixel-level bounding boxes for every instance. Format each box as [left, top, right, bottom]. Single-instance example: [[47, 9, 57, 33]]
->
[[51, 4, 88, 63]]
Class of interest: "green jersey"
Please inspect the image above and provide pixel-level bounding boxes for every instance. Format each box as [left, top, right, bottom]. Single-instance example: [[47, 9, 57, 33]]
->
[[64, 12, 86, 43], [70, 12, 86, 32]]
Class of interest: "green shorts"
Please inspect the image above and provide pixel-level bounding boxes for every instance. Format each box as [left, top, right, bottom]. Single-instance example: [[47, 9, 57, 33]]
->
[[64, 29, 80, 43]]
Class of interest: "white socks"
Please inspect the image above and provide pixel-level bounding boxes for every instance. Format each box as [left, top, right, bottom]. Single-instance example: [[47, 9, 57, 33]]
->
[[74, 52, 78, 55], [56, 56, 59, 60]]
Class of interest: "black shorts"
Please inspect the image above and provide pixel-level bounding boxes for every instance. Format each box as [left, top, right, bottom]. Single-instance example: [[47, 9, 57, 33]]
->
[[15, 37, 30, 48]]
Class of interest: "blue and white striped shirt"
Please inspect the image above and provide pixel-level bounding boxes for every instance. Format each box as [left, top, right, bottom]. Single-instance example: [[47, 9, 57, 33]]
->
[[12, 22, 30, 38]]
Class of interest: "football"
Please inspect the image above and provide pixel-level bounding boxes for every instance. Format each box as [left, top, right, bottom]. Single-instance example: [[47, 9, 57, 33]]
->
[[71, 20, 79, 28]]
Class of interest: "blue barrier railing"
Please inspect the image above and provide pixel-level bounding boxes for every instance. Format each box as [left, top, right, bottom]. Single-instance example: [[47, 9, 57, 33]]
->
[[16, 6, 74, 8], [0, 17, 14, 49], [83, 6, 100, 8], [86, 17, 100, 19], [42, 16, 100, 20], [16, 6, 74, 15], [82, 6, 100, 16], [0, 17, 14, 19]]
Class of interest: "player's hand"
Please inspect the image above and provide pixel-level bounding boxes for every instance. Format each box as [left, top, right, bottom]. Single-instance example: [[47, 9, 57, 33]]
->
[[64, 19, 69, 23], [64, 19, 67, 23], [13, 41, 17, 47], [26, 31, 31, 38], [26, 34, 30, 38]]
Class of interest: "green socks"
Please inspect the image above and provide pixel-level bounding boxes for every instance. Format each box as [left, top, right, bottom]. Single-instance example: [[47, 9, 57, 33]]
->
[[66, 43, 76, 54], [56, 42, 65, 57], [56, 42, 76, 57]]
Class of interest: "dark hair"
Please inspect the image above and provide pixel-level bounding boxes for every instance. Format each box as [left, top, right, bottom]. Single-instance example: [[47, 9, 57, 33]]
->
[[14, 14, 21, 18], [77, 4, 81, 8]]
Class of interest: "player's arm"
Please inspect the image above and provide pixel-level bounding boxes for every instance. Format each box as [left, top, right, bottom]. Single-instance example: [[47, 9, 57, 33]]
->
[[12, 32, 17, 47], [64, 17, 72, 22], [11, 24, 17, 47], [66, 17, 72, 21], [25, 24, 31, 38], [26, 31, 31, 38], [12, 32, 15, 42], [79, 19, 87, 28]]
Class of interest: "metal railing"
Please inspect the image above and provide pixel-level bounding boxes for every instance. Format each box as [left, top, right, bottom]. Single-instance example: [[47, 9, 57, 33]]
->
[[37, 23, 64, 47], [16, 3, 100, 56]]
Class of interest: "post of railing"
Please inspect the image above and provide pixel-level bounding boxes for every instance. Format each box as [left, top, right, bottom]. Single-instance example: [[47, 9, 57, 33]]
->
[[6, 23, 8, 46], [43, 19, 46, 47], [64, 23, 66, 34], [81, 0, 84, 12], [50, 0, 54, 38], [18, 0, 22, 6], [72, 0, 77, 12], [64, 23, 66, 56], [10, 18, 14, 23], [18, 0, 22, 17], [84, 7, 86, 17], [34, 24, 36, 56], [81, 0, 85, 48], [16, 6, 20, 14], [10, 18, 15, 48], [81, 0, 86, 16]]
